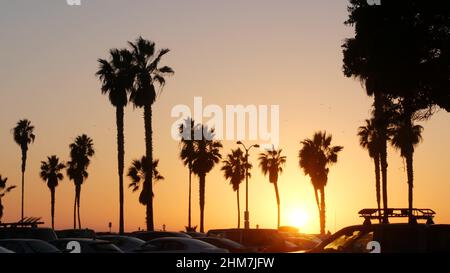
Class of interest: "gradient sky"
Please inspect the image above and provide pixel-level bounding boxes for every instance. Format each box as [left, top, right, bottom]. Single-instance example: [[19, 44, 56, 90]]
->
[[1, 0, 449, 234]]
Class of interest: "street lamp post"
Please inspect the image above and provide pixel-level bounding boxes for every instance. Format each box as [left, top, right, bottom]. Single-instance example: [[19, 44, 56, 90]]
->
[[237, 141, 259, 229]]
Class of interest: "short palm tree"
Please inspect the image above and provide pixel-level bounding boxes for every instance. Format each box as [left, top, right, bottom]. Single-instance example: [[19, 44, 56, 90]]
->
[[178, 117, 199, 231], [12, 119, 35, 220], [67, 135, 95, 229], [0, 175, 16, 221], [127, 157, 164, 221], [128, 36, 174, 231], [39, 156, 65, 229], [390, 114, 423, 222], [299, 132, 343, 235], [191, 125, 222, 233], [97, 48, 135, 234], [358, 118, 382, 221], [221, 148, 252, 229], [258, 148, 286, 228]]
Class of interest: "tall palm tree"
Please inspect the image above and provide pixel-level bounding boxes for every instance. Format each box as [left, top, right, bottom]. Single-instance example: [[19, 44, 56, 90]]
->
[[221, 148, 252, 229], [0, 175, 16, 221], [67, 135, 95, 229], [258, 148, 286, 229], [178, 117, 198, 231], [39, 156, 65, 229], [358, 118, 382, 222], [191, 125, 222, 233], [127, 157, 164, 215], [128, 36, 174, 231], [12, 119, 35, 220], [96, 48, 135, 234], [299, 132, 343, 235], [390, 109, 423, 222]]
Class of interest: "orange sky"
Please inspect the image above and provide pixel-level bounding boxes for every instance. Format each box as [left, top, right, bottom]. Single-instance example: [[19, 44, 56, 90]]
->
[[0, 0, 449, 234]]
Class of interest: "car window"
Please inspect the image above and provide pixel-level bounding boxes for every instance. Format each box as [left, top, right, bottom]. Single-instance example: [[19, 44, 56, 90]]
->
[[27, 241, 60, 253], [0, 242, 25, 253], [349, 232, 374, 253], [91, 242, 122, 253], [323, 230, 361, 252], [161, 241, 186, 251]]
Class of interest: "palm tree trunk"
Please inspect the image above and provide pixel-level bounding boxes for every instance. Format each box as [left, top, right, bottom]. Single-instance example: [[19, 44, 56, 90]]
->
[[199, 173, 206, 233], [73, 189, 77, 229], [274, 182, 281, 228], [51, 187, 55, 229], [21, 147, 27, 221], [188, 166, 192, 229], [144, 105, 154, 231], [406, 151, 414, 223], [76, 185, 81, 229], [116, 106, 125, 234], [374, 155, 382, 223], [237, 188, 240, 229], [320, 188, 326, 235], [313, 187, 320, 213], [374, 92, 389, 223]]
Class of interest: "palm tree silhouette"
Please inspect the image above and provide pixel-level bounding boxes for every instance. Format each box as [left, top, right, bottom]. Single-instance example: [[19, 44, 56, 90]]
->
[[390, 106, 423, 222], [190, 125, 222, 233], [221, 148, 252, 229], [96, 48, 135, 234], [0, 175, 16, 221], [67, 135, 95, 229], [258, 147, 286, 229], [299, 132, 343, 235], [178, 117, 199, 231], [128, 36, 174, 231], [12, 119, 35, 220], [358, 118, 382, 222], [127, 156, 164, 210], [39, 156, 65, 229]]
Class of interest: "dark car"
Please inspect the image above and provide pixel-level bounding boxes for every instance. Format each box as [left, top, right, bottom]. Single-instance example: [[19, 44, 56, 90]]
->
[[207, 228, 295, 253], [51, 238, 123, 253], [310, 223, 450, 253], [97, 235, 145, 252], [196, 237, 255, 253], [0, 239, 61, 253], [0, 227, 57, 242], [135, 237, 228, 253], [131, 231, 191, 241], [56, 229, 96, 239]]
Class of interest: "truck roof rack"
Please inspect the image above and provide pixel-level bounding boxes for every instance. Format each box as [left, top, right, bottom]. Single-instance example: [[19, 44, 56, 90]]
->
[[358, 208, 435, 225], [0, 217, 44, 228]]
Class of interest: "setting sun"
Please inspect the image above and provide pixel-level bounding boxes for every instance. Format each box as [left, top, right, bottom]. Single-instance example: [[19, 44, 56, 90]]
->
[[288, 209, 309, 230]]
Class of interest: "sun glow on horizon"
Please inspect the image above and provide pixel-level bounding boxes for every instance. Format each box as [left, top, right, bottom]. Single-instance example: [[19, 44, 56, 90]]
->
[[287, 208, 309, 231]]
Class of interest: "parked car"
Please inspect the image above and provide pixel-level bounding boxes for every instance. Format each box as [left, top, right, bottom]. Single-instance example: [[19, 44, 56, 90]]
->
[[0, 239, 61, 253], [97, 235, 145, 252], [135, 237, 229, 253], [310, 223, 450, 253], [56, 229, 96, 239], [207, 228, 296, 253], [196, 237, 255, 253], [0, 246, 14, 253], [131, 231, 191, 241], [0, 227, 57, 242], [51, 238, 123, 253]]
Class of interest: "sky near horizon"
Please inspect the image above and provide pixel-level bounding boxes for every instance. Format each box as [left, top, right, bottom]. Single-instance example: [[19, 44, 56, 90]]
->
[[1, 0, 449, 234]]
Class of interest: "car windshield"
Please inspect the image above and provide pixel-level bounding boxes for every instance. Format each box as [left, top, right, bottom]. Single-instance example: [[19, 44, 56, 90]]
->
[[323, 230, 361, 252], [28, 241, 61, 253], [91, 242, 123, 253]]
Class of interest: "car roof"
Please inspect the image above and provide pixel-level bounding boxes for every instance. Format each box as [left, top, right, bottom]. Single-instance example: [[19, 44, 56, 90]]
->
[[53, 238, 109, 243], [0, 238, 47, 242]]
